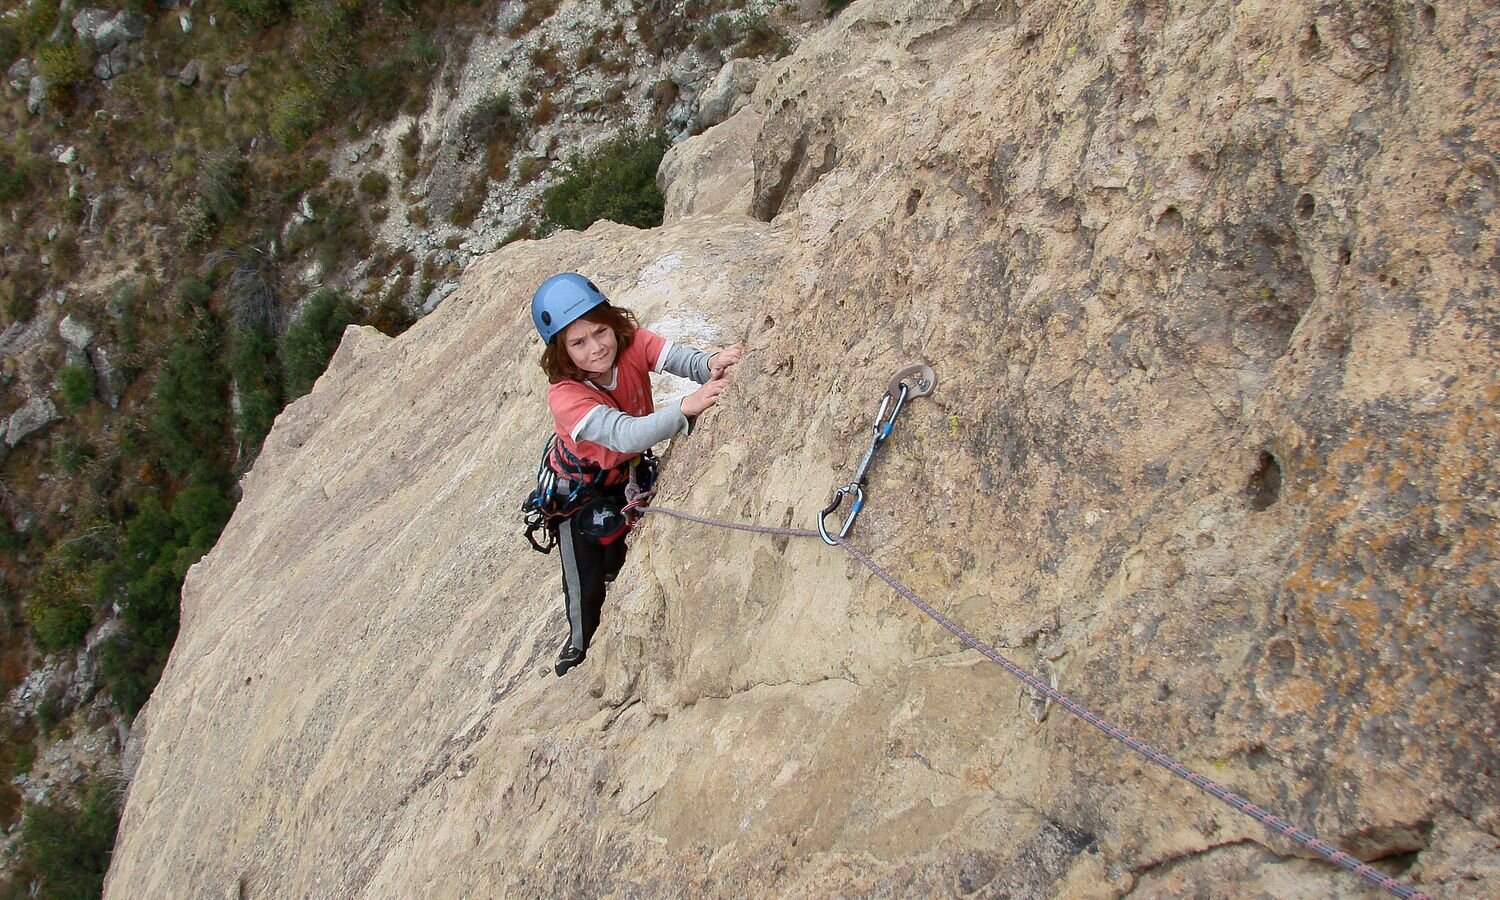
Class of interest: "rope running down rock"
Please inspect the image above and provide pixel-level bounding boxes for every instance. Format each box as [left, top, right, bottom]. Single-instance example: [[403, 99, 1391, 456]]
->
[[631, 502, 1431, 900]]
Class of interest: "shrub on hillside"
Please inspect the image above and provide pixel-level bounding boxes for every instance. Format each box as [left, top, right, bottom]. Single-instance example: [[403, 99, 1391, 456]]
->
[[91, 465, 233, 715], [175, 275, 213, 316], [357, 171, 391, 200], [463, 92, 522, 153], [200, 151, 251, 224], [58, 364, 96, 412], [270, 82, 324, 151], [151, 323, 228, 477], [540, 128, 669, 233], [281, 288, 355, 401], [507, 0, 561, 39], [22, 583, 91, 655], [10, 778, 120, 900], [22, 535, 114, 654], [35, 43, 91, 102], [285, 185, 372, 274], [0, 147, 38, 206], [230, 323, 281, 453], [223, 0, 294, 29]]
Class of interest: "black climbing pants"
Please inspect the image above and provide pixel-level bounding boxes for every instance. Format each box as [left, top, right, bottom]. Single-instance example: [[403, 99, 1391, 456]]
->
[[554, 512, 628, 654]]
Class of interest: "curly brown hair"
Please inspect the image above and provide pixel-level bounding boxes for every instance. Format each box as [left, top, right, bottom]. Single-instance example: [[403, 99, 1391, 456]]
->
[[539, 304, 640, 383]]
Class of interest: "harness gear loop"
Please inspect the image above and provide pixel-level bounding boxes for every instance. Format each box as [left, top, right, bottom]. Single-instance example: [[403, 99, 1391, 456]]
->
[[819, 363, 938, 545]]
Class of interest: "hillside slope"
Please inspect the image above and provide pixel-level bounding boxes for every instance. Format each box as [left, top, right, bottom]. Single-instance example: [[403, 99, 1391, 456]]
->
[[107, 1, 1498, 896]]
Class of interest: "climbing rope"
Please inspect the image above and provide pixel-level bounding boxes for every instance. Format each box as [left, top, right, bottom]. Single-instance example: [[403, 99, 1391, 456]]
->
[[627, 501, 1432, 900]]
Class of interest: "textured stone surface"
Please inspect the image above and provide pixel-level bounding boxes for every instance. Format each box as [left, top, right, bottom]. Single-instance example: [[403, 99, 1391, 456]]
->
[[107, 1, 1498, 897], [5, 397, 59, 448]]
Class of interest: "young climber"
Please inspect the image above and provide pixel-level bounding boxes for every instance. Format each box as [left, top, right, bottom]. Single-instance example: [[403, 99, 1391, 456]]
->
[[532, 272, 743, 676]]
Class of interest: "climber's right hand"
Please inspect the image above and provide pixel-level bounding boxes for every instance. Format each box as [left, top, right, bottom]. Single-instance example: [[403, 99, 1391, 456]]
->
[[681, 371, 731, 417]]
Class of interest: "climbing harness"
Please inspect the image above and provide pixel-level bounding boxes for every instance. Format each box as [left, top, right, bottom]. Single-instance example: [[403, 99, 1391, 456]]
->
[[819, 363, 937, 545], [520, 435, 657, 553], [624, 363, 1430, 900]]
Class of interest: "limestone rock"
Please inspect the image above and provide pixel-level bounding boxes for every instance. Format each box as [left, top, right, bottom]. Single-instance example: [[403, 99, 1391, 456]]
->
[[89, 345, 124, 409], [696, 58, 765, 130], [94, 43, 143, 81], [6, 397, 59, 447], [94, 12, 148, 52], [106, 2, 1499, 898], [58, 315, 94, 350], [26, 75, 45, 114], [6, 57, 31, 92], [70, 9, 113, 44], [176, 59, 202, 88], [659, 105, 757, 221]]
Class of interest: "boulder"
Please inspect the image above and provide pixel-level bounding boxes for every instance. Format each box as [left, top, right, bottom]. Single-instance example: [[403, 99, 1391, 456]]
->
[[89, 345, 124, 409], [70, 8, 113, 44], [6, 57, 32, 92], [94, 12, 148, 52], [6, 397, 59, 447], [695, 58, 765, 130], [26, 75, 45, 114], [94, 43, 143, 81], [58, 315, 94, 350], [660, 105, 758, 220], [176, 59, 203, 88]]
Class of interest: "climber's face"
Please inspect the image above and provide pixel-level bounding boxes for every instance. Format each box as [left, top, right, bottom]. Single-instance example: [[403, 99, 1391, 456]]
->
[[561, 317, 617, 378]]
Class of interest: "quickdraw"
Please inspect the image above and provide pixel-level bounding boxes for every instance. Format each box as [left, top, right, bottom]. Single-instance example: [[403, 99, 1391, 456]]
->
[[818, 363, 937, 545]]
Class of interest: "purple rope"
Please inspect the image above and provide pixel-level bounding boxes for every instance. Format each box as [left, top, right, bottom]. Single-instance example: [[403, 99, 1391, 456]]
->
[[636, 503, 1430, 900]]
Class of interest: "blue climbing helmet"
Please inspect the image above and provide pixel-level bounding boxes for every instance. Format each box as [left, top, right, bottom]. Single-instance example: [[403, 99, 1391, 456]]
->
[[531, 273, 608, 343]]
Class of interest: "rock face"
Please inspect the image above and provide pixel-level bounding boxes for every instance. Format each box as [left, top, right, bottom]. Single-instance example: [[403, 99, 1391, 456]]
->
[[106, 1, 1498, 897]]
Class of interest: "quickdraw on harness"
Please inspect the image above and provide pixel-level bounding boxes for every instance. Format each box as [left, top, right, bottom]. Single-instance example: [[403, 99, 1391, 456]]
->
[[819, 363, 937, 545], [520, 434, 657, 553]]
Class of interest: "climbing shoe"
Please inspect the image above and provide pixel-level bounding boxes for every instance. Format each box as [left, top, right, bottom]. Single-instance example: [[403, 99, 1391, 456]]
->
[[555, 644, 585, 677]]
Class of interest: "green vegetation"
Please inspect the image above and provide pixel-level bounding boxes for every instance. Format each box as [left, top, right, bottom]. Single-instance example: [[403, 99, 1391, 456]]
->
[[540, 128, 669, 232], [23, 547, 95, 654], [232, 322, 282, 452], [270, 81, 324, 151], [358, 170, 391, 200], [281, 288, 356, 400], [6, 778, 121, 900], [58, 364, 97, 413], [35, 42, 91, 99], [151, 321, 229, 478], [0, 146, 39, 206], [223, 0, 295, 30]]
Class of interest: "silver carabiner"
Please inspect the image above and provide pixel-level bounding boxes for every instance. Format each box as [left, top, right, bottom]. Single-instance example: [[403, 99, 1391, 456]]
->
[[818, 484, 864, 546]]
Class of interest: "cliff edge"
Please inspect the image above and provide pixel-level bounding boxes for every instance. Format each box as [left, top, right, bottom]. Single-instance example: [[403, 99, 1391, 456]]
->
[[107, 1, 1498, 896]]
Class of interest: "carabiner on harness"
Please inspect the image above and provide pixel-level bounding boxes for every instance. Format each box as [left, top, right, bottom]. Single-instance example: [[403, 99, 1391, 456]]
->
[[818, 363, 936, 545]]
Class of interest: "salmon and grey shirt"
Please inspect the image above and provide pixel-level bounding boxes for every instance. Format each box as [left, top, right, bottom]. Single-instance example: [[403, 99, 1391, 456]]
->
[[546, 327, 713, 481]]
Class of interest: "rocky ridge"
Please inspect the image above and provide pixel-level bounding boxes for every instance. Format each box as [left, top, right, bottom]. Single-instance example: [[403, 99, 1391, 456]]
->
[[106, 0, 1498, 897]]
